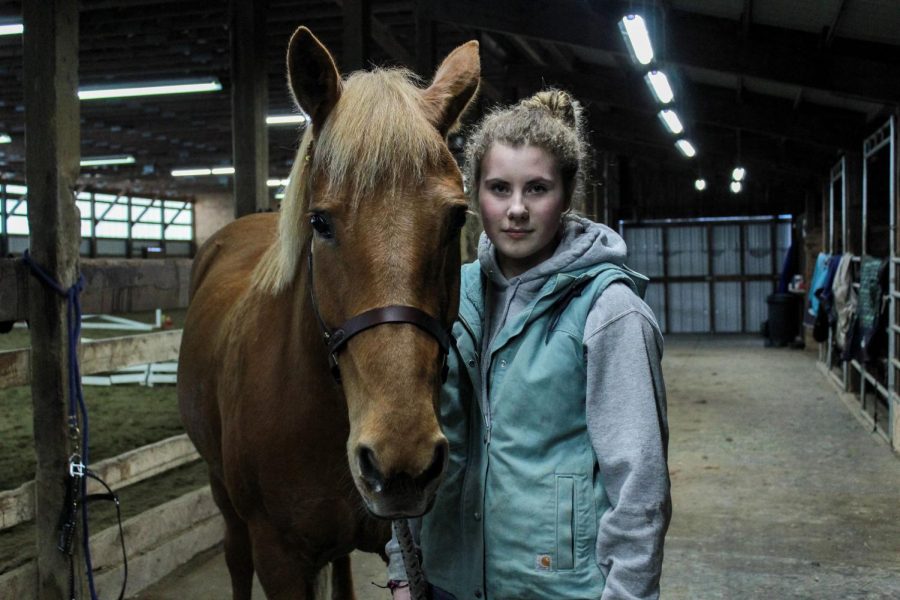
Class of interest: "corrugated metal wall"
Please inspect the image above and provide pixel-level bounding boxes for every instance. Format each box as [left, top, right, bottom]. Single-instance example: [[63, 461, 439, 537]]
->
[[622, 218, 792, 334]]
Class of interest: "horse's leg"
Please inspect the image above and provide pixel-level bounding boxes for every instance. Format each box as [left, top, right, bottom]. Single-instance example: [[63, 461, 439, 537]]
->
[[249, 519, 321, 600], [210, 475, 254, 600], [331, 554, 355, 600]]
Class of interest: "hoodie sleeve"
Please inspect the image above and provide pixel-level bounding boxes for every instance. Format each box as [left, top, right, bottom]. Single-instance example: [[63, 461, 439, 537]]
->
[[583, 283, 671, 600]]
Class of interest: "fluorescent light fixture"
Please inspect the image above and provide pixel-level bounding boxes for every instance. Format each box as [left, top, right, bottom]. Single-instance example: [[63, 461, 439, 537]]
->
[[266, 114, 307, 126], [267, 178, 290, 187], [694, 178, 706, 191], [171, 166, 234, 177], [730, 181, 743, 194], [0, 23, 23, 36], [172, 168, 212, 177], [619, 15, 654, 65], [275, 192, 286, 200], [644, 70, 674, 104], [732, 167, 746, 182], [658, 109, 684, 135], [78, 78, 222, 100], [80, 154, 135, 167], [675, 139, 696, 158], [0, 133, 10, 144]]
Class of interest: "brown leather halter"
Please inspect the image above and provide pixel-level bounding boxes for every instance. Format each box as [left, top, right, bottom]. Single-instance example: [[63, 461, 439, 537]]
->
[[307, 238, 453, 384]]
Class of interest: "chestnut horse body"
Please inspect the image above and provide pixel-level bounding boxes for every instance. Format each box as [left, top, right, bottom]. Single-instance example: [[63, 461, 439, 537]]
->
[[177, 28, 479, 599]]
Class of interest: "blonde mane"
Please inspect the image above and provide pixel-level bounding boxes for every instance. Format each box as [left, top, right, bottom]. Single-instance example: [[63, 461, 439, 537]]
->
[[252, 68, 446, 294]]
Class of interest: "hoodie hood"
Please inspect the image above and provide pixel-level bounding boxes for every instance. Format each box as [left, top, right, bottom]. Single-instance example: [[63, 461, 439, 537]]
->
[[478, 214, 627, 289]]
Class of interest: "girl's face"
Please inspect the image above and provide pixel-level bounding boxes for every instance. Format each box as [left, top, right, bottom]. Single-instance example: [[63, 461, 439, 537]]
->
[[478, 143, 568, 278]]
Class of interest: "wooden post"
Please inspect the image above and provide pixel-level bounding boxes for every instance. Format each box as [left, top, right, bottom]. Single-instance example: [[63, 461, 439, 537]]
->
[[415, 0, 435, 78], [22, 0, 83, 597], [230, 0, 269, 218], [343, 0, 371, 72]]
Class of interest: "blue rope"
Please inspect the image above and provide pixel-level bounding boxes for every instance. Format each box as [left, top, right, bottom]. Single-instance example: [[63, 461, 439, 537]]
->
[[21, 250, 99, 600]]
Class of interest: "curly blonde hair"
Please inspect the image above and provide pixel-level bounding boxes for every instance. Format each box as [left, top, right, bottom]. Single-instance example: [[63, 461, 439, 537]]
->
[[464, 89, 589, 208]]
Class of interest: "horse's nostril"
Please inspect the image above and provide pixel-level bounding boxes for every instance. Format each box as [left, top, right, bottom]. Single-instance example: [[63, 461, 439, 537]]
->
[[416, 442, 447, 489], [358, 446, 386, 494]]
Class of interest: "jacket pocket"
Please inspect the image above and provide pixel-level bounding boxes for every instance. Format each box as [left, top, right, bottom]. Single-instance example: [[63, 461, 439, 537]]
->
[[556, 475, 575, 571]]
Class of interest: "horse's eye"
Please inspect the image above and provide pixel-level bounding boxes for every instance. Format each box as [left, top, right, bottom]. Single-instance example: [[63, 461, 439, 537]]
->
[[310, 212, 334, 239], [451, 206, 468, 230]]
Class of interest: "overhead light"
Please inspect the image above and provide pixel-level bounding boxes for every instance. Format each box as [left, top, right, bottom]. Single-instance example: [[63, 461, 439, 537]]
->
[[0, 134, 11, 144], [4, 184, 27, 195], [657, 109, 684, 135], [644, 70, 674, 104], [78, 78, 222, 100], [172, 166, 234, 177], [675, 139, 696, 158], [732, 167, 746, 182], [619, 15, 654, 66], [266, 114, 307, 126], [80, 154, 135, 167], [267, 178, 290, 187], [694, 178, 707, 191], [172, 168, 212, 177], [0, 23, 23, 36], [730, 181, 743, 194]]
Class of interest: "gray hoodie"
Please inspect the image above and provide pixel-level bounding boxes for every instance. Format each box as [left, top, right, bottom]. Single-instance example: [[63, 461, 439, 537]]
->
[[389, 216, 671, 600]]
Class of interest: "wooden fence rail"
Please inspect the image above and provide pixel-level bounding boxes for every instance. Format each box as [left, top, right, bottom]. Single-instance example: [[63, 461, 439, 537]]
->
[[0, 257, 192, 323], [0, 433, 199, 532], [0, 329, 182, 390]]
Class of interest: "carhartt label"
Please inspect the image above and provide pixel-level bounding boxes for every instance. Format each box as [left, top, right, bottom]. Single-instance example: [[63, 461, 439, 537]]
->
[[535, 554, 552, 571]]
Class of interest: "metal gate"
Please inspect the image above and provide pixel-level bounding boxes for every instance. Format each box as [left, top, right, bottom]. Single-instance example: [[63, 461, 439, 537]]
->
[[620, 216, 792, 334]]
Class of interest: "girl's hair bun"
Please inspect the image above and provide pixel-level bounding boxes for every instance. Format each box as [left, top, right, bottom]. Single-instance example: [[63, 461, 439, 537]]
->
[[521, 89, 580, 130]]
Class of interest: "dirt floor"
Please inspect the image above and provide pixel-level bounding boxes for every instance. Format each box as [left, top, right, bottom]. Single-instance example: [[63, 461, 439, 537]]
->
[[5, 333, 900, 598], [137, 334, 900, 599]]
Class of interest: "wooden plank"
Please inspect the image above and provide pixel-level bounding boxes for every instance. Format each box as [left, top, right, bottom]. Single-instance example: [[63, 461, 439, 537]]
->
[[0, 487, 222, 600], [23, 0, 83, 597], [230, 0, 269, 218], [0, 257, 192, 322], [0, 329, 182, 389], [342, 0, 371, 72], [0, 434, 199, 532]]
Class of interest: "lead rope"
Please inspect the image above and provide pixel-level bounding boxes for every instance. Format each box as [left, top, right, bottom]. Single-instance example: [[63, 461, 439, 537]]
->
[[392, 519, 429, 600], [21, 251, 127, 600]]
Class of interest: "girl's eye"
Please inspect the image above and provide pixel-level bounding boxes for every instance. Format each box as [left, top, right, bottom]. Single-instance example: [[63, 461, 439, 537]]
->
[[310, 212, 334, 239], [529, 183, 548, 194], [490, 183, 509, 194]]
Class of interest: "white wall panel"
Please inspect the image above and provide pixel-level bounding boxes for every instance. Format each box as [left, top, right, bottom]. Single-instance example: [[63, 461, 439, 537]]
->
[[669, 283, 709, 332], [714, 281, 742, 332]]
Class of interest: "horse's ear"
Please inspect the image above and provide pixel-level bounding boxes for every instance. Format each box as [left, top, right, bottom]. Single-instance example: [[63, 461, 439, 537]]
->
[[422, 41, 480, 137], [286, 26, 342, 136]]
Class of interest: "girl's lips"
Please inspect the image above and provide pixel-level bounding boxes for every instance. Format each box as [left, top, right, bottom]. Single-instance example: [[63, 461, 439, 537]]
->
[[504, 230, 530, 239]]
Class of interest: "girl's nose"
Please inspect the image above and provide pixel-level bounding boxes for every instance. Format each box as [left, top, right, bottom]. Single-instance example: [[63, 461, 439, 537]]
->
[[507, 193, 528, 220]]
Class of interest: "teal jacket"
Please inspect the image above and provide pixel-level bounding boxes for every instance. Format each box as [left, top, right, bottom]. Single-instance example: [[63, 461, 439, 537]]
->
[[420, 258, 649, 600]]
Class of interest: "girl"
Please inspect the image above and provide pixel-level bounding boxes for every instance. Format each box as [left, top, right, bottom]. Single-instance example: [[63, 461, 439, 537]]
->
[[388, 89, 671, 600]]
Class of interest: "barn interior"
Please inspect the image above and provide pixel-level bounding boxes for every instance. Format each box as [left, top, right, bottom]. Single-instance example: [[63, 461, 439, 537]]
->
[[0, 1, 899, 598]]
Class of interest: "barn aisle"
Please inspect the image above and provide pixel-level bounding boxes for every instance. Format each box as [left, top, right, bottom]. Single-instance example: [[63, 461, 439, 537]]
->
[[661, 335, 900, 599], [138, 335, 900, 599]]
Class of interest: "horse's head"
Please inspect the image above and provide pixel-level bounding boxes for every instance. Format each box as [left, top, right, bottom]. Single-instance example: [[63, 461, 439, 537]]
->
[[282, 28, 479, 518]]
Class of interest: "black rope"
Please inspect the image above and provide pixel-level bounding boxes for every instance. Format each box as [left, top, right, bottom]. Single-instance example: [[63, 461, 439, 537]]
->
[[392, 519, 429, 600], [21, 250, 127, 600]]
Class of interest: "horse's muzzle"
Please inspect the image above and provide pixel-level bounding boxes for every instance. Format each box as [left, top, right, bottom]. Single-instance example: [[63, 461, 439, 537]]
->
[[356, 441, 447, 519]]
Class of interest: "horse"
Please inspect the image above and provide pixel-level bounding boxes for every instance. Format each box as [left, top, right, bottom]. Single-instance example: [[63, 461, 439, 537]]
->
[[177, 27, 480, 599]]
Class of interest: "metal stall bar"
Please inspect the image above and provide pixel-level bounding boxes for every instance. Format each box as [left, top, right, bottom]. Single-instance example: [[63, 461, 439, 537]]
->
[[861, 117, 896, 444]]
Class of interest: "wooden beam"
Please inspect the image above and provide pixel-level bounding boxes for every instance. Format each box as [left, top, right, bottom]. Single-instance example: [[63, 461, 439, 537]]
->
[[342, 0, 371, 72], [22, 0, 83, 597], [431, 0, 900, 105], [230, 0, 269, 218], [415, 0, 436, 77], [0, 433, 197, 531], [0, 258, 192, 323], [505, 61, 865, 151]]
